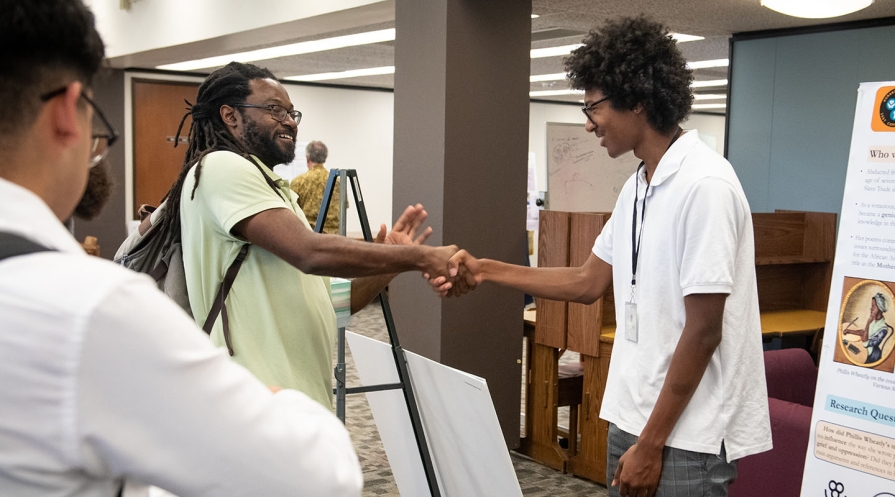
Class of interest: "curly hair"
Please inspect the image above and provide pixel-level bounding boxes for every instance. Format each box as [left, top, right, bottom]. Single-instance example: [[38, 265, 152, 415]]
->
[[163, 61, 285, 238], [564, 16, 693, 134]]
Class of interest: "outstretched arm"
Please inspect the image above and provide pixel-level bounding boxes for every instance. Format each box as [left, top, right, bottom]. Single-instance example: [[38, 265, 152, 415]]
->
[[349, 206, 451, 314], [233, 203, 457, 280], [436, 250, 612, 304]]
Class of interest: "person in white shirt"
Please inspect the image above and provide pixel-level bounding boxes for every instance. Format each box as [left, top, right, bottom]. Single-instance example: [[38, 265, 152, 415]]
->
[[0, 0, 362, 495], [434, 16, 771, 497]]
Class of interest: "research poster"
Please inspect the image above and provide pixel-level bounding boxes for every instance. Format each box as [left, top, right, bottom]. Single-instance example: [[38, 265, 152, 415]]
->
[[801, 82, 895, 497]]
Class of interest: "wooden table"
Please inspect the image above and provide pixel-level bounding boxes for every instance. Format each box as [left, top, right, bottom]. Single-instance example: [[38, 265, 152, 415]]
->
[[760, 309, 826, 337]]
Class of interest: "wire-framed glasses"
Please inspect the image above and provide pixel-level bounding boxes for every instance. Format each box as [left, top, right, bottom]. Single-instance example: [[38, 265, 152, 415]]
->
[[232, 103, 302, 124], [41, 86, 119, 168]]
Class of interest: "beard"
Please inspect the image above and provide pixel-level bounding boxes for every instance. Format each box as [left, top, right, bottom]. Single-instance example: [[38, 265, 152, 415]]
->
[[242, 118, 296, 166], [73, 159, 113, 220]]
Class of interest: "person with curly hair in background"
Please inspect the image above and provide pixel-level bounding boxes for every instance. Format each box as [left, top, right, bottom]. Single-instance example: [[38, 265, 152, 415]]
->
[[434, 16, 771, 497]]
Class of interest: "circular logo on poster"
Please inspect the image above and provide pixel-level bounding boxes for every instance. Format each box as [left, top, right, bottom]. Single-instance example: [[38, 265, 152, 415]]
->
[[879, 88, 895, 127], [838, 280, 895, 368]]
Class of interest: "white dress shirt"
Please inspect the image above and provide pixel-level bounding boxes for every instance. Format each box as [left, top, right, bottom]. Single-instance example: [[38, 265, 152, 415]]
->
[[0, 177, 363, 496]]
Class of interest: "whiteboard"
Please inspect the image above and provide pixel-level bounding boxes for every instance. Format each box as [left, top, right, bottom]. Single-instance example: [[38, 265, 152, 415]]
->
[[546, 122, 640, 212]]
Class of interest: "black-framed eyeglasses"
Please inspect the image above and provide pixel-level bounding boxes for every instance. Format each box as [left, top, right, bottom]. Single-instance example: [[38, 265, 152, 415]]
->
[[581, 95, 611, 126], [232, 103, 302, 124], [41, 86, 119, 168]]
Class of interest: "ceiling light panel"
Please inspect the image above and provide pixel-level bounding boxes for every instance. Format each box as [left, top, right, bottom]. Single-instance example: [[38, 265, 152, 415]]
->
[[158, 28, 396, 71], [687, 58, 729, 70], [530, 72, 567, 82], [285, 66, 395, 82], [671, 33, 705, 42], [530, 89, 585, 97]]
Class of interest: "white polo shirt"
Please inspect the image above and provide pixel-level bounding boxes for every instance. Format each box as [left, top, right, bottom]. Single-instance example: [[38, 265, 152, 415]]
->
[[592, 130, 771, 461], [0, 177, 362, 496]]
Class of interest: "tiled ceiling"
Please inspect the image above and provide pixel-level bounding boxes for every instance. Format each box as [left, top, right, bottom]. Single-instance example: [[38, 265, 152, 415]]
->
[[120, 0, 895, 115]]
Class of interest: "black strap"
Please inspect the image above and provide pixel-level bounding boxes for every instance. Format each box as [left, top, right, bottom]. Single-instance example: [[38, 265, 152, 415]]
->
[[630, 127, 683, 288], [0, 232, 53, 261], [202, 244, 249, 356]]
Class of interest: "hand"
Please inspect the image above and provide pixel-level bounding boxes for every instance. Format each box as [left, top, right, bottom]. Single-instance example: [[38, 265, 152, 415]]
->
[[376, 204, 433, 246], [424, 249, 481, 298], [420, 244, 459, 281], [612, 442, 663, 497]]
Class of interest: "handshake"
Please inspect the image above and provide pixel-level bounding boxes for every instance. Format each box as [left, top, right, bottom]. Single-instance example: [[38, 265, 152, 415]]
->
[[424, 249, 483, 298], [385, 204, 485, 299]]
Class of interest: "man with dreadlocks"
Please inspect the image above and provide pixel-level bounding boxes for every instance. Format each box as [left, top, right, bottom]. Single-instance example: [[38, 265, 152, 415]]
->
[[0, 0, 362, 495], [169, 61, 457, 408], [434, 16, 771, 497]]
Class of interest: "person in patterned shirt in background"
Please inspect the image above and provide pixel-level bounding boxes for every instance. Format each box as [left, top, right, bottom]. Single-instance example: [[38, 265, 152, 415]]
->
[[291, 140, 342, 234]]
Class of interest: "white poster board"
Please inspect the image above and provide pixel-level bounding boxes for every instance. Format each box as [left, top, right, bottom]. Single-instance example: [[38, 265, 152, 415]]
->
[[545, 122, 639, 212], [801, 81, 895, 496], [346, 332, 522, 497]]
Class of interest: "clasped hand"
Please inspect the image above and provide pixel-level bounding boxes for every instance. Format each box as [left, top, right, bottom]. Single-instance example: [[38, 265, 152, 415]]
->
[[382, 205, 480, 298], [423, 249, 482, 298]]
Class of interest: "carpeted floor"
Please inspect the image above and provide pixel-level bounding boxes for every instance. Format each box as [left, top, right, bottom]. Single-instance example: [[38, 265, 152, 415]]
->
[[341, 303, 609, 497]]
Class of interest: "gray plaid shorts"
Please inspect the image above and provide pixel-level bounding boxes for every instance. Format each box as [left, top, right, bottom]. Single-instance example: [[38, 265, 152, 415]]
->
[[607, 423, 738, 497]]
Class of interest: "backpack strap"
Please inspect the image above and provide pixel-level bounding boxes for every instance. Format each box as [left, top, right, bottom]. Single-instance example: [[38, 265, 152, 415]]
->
[[202, 244, 249, 356], [0, 232, 53, 261]]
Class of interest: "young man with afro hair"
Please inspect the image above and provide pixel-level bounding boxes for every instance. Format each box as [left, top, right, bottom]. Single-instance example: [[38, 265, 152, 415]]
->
[[438, 16, 771, 497]]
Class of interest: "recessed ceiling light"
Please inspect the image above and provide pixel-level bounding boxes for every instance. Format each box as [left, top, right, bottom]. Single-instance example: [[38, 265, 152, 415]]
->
[[692, 103, 727, 110], [284, 66, 395, 82], [691, 79, 728, 88], [530, 72, 567, 82], [529, 89, 585, 97], [530, 44, 584, 59], [157, 28, 396, 71], [761, 0, 872, 19], [671, 33, 705, 43], [687, 59, 729, 70], [693, 94, 727, 100]]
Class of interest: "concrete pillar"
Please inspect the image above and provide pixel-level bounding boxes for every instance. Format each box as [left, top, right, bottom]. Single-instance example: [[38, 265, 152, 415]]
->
[[392, 0, 531, 447]]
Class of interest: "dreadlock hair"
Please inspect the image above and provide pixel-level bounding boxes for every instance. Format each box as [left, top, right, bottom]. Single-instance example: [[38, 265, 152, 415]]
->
[[163, 61, 286, 237], [564, 16, 693, 134]]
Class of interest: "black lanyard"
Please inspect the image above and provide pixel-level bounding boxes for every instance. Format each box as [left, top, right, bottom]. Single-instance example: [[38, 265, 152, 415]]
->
[[630, 127, 683, 291]]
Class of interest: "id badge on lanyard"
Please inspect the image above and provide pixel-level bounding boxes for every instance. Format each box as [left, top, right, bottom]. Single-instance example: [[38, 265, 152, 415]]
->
[[625, 128, 681, 343], [625, 292, 638, 342], [627, 163, 650, 344]]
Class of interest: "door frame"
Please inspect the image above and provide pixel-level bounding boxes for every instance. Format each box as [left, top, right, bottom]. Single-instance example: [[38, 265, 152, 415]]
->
[[124, 71, 204, 228]]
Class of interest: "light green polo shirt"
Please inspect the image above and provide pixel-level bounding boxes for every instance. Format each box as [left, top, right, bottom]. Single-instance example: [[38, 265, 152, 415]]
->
[[180, 150, 336, 407]]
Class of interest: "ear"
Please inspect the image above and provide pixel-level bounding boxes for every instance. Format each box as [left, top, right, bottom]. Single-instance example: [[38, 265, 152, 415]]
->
[[633, 103, 644, 115], [50, 82, 86, 147], [220, 104, 240, 129]]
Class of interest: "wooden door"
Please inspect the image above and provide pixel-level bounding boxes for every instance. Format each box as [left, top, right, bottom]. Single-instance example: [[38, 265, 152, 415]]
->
[[132, 80, 200, 217]]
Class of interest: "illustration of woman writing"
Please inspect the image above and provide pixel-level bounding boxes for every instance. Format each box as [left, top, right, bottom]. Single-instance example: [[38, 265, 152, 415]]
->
[[843, 292, 892, 363]]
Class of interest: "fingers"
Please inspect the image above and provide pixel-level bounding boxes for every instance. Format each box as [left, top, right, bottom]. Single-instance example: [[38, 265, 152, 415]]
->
[[374, 223, 387, 244], [393, 204, 426, 236], [421, 272, 452, 298], [447, 249, 468, 278], [414, 226, 433, 245]]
